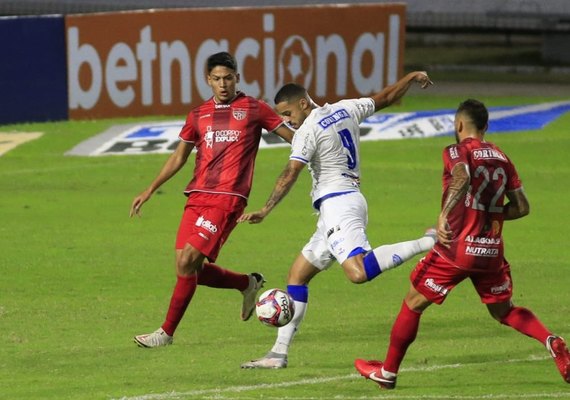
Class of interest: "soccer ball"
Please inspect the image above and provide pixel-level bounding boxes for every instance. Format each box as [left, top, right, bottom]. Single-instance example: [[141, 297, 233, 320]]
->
[[255, 288, 295, 327]]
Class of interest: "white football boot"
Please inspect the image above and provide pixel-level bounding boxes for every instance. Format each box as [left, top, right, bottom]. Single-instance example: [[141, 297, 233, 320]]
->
[[241, 272, 265, 321], [241, 352, 288, 369], [134, 327, 173, 348]]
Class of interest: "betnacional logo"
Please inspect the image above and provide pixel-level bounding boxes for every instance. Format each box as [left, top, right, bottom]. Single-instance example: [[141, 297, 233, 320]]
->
[[65, 5, 405, 119]]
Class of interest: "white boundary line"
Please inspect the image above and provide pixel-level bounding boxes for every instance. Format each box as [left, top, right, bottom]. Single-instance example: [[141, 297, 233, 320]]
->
[[112, 354, 570, 400]]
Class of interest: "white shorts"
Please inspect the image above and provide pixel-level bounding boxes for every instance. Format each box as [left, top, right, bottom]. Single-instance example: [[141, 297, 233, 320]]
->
[[302, 191, 372, 270]]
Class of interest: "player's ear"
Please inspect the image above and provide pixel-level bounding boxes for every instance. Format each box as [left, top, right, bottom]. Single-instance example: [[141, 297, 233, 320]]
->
[[235, 73, 240, 83]]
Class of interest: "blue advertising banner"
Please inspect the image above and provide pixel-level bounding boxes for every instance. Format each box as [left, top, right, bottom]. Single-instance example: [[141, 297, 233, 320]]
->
[[0, 15, 68, 124], [66, 101, 570, 156]]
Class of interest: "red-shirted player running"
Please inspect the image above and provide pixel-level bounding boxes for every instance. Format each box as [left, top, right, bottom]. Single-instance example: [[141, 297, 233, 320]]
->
[[130, 52, 293, 348], [355, 99, 570, 388]]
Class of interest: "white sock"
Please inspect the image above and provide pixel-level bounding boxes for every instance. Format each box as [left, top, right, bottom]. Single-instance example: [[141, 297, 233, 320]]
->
[[270, 300, 307, 355], [372, 236, 433, 273]]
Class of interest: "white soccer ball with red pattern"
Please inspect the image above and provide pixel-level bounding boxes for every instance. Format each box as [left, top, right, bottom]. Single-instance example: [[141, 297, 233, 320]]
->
[[255, 289, 295, 328]]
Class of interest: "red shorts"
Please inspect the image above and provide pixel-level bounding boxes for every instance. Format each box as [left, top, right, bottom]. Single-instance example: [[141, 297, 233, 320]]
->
[[175, 192, 246, 261], [410, 250, 513, 305]]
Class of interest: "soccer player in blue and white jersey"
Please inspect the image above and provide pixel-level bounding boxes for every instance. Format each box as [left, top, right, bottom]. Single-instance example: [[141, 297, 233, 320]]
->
[[238, 72, 434, 369]]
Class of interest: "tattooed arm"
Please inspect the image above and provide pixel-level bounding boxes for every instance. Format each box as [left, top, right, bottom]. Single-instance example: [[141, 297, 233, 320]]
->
[[238, 160, 306, 224], [437, 162, 470, 247]]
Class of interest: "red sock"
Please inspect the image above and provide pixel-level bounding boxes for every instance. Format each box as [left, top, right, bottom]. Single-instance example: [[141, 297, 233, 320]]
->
[[197, 263, 249, 291], [161, 274, 198, 336], [500, 306, 551, 344], [384, 301, 422, 374]]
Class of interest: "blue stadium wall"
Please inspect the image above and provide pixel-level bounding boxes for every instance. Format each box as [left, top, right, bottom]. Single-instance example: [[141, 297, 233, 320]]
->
[[0, 15, 68, 124]]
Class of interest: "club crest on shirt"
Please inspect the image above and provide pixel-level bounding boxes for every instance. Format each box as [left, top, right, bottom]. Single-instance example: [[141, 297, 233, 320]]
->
[[233, 108, 247, 121]]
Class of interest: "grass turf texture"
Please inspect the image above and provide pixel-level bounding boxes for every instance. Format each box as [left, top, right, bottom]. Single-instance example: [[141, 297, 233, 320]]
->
[[1, 93, 569, 399]]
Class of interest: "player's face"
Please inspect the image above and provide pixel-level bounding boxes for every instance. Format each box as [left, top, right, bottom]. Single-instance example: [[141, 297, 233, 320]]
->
[[275, 98, 309, 129], [208, 66, 240, 103]]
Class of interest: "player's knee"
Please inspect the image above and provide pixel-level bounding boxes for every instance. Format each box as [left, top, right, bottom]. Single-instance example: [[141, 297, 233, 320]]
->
[[346, 268, 367, 284], [487, 302, 513, 322], [175, 246, 202, 276]]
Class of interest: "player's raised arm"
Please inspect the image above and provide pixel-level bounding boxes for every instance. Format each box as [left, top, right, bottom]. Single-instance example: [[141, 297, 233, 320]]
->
[[371, 71, 433, 112], [238, 160, 305, 224]]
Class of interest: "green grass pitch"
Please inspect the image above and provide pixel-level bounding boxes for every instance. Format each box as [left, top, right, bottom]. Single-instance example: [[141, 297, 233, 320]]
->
[[1, 93, 569, 399]]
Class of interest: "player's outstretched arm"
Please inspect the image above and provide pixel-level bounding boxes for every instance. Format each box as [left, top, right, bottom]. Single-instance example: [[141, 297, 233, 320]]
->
[[238, 160, 305, 224], [371, 71, 433, 112], [273, 124, 295, 144], [130, 141, 194, 217]]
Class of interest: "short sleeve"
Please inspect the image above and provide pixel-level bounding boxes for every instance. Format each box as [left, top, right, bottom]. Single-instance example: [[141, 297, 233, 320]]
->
[[442, 144, 469, 174], [257, 100, 284, 132], [505, 156, 523, 192], [179, 112, 198, 143], [290, 127, 315, 165], [341, 98, 375, 124]]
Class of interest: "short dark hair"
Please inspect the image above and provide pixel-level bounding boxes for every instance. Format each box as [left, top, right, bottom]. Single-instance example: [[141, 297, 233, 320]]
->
[[274, 83, 307, 105], [206, 52, 237, 73], [457, 99, 488, 131]]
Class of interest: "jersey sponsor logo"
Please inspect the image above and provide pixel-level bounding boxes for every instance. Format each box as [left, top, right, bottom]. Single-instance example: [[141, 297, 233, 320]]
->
[[204, 126, 241, 149], [491, 279, 511, 294], [465, 246, 499, 257], [424, 278, 448, 296], [472, 148, 507, 161], [449, 146, 459, 159], [205, 126, 215, 148], [330, 237, 346, 256], [214, 129, 241, 144], [195, 215, 218, 233], [214, 104, 231, 109], [232, 109, 247, 121], [318, 109, 350, 129], [465, 236, 501, 245]]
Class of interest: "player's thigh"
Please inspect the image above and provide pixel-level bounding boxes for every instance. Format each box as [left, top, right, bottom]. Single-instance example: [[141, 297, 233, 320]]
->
[[301, 226, 336, 272], [175, 198, 244, 262], [287, 253, 322, 285], [319, 192, 371, 264], [471, 259, 513, 305], [410, 251, 468, 305]]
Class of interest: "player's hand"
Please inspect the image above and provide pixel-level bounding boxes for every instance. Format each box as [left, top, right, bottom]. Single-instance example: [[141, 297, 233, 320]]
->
[[238, 209, 268, 224], [436, 215, 453, 248], [414, 71, 433, 89], [130, 190, 152, 217]]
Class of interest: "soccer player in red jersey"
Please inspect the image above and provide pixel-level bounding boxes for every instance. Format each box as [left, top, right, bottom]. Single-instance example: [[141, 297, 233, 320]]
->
[[355, 99, 570, 388], [130, 52, 294, 348]]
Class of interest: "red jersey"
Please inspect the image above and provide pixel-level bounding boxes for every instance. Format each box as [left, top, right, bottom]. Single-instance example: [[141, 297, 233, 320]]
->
[[179, 92, 284, 199], [435, 138, 522, 270]]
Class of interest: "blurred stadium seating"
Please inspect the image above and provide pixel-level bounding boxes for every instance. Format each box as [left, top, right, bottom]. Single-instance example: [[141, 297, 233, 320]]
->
[[1, 0, 569, 33]]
